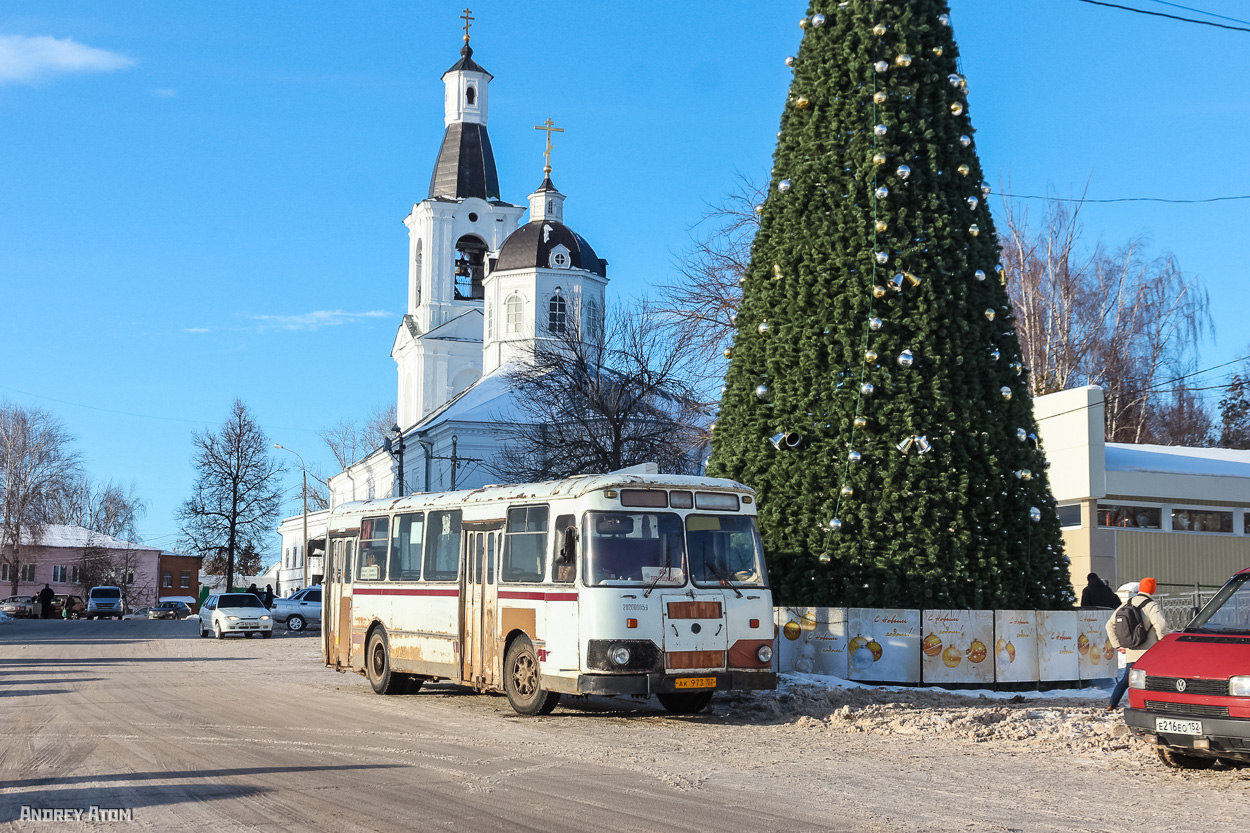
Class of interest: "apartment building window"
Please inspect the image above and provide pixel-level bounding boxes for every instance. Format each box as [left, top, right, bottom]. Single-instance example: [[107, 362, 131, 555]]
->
[[52, 565, 68, 583], [71, 566, 80, 584], [20, 564, 35, 582], [162, 571, 174, 588]]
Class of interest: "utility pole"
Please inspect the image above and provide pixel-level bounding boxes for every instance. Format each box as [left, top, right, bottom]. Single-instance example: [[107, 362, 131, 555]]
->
[[426, 435, 483, 491]]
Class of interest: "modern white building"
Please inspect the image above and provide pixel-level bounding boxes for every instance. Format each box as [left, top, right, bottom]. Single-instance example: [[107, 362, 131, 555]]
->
[[327, 34, 609, 508], [1036, 385, 1250, 594]]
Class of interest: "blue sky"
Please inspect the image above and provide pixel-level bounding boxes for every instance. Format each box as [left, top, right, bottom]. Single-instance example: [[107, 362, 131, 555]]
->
[[2, 1, 1248, 551]]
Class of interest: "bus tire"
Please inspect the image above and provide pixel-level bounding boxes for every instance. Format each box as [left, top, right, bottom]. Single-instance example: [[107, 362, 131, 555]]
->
[[503, 636, 560, 715], [657, 691, 714, 714], [366, 629, 404, 695], [1156, 746, 1215, 770]]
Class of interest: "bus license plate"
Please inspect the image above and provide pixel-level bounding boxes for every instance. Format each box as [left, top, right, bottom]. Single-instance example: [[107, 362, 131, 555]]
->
[[675, 677, 716, 690], [1156, 718, 1202, 736]]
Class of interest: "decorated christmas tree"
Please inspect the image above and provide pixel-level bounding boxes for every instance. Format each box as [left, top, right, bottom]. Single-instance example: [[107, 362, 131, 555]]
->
[[709, 1, 1072, 610]]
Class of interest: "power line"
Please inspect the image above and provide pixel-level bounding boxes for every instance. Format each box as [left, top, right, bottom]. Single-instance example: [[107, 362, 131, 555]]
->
[[1003, 192, 1250, 205], [1075, 0, 1250, 32], [1142, 0, 1250, 26]]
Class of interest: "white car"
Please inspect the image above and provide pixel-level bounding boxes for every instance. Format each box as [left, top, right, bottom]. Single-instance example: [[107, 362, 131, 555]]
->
[[198, 593, 273, 639]]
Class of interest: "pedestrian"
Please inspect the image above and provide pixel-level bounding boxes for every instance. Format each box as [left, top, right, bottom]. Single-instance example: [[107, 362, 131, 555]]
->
[[263, 584, 275, 609], [1105, 576, 1169, 711], [247, 583, 259, 598], [1080, 573, 1121, 609], [37, 584, 55, 620]]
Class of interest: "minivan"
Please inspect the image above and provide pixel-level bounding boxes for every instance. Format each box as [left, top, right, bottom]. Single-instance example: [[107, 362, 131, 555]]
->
[[85, 586, 126, 619]]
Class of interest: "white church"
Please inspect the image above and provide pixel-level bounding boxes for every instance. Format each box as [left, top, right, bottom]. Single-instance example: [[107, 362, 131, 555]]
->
[[326, 34, 609, 507]]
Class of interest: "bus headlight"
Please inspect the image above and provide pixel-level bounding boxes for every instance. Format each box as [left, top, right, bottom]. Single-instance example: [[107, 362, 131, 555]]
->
[[609, 646, 631, 666], [757, 644, 774, 663], [1231, 676, 1250, 697], [1128, 668, 1146, 689]]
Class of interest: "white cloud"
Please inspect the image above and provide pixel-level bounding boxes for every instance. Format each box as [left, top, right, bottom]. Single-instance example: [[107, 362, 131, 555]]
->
[[251, 310, 391, 332], [0, 33, 136, 84], [184, 327, 211, 334]]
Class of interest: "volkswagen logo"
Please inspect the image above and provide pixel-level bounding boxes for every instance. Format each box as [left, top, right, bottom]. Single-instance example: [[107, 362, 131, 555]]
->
[[1176, 679, 1187, 693]]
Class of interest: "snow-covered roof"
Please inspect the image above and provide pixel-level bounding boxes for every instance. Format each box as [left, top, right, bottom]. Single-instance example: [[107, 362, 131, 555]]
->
[[16, 525, 150, 550], [1105, 444, 1250, 480], [414, 366, 524, 429]]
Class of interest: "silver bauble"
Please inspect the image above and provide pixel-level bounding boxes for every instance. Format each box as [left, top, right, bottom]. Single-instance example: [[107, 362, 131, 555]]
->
[[848, 450, 863, 464], [874, 123, 889, 136], [758, 321, 770, 335], [1017, 428, 1027, 442], [812, 13, 826, 27], [897, 164, 912, 180], [1020, 469, 1033, 481], [897, 349, 914, 368], [990, 348, 1001, 361], [818, 551, 832, 563], [948, 73, 963, 87], [1010, 361, 1023, 376], [981, 182, 991, 195], [860, 382, 875, 396], [875, 251, 890, 264], [1030, 507, 1043, 523], [785, 56, 795, 67], [728, 310, 737, 323], [984, 308, 995, 321], [755, 384, 769, 400], [967, 196, 979, 210], [840, 485, 854, 498], [720, 385, 728, 395], [938, 13, 950, 26], [875, 185, 889, 199], [974, 269, 986, 281], [959, 134, 972, 147], [777, 179, 792, 192], [869, 317, 884, 331], [1000, 385, 1013, 401], [969, 223, 980, 237], [828, 518, 843, 532], [874, 60, 889, 73]]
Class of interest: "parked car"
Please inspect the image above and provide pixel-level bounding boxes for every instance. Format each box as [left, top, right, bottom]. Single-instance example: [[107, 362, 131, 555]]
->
[[1, 595, 35, 619], [122, 607, 152, 620], [56, 595, 85, 619], [86, 586, 126, 619], [199, 593, 272, 638], [149, 601, 192, 620], [271, 586, 322, 632], [1124, 567, 1250, 769]]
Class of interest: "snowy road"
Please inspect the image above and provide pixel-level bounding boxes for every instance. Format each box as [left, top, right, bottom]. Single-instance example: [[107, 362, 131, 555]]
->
[[0, 620, 1246, 832]]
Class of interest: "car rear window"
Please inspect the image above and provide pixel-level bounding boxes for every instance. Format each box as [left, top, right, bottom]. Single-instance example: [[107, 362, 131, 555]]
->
[[217, 594, 264, 608]]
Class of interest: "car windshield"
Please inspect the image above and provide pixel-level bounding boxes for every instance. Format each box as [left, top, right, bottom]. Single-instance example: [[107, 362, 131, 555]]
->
[[686, 515, 768, 588], [91, 588, 121, 598], [218, 594, 264, 608], [584, 512, 687, 587], [1188, 574, 1250, 635]]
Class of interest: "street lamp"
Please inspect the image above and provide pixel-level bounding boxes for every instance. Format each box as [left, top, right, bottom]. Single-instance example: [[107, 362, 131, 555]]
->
[[274, 444, 310, 592]]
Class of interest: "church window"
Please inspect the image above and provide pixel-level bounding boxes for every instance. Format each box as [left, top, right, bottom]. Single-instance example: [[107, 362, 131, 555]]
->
[[453, 235, 487, 300], [585, 299, 602, 340], [413, 241, 423, 305], [486, 302, 494, 340], [548, 290, 567, 334], [506, 294, 524, 334], [466, 86, 476, 106], [553, 252, 568, 267]]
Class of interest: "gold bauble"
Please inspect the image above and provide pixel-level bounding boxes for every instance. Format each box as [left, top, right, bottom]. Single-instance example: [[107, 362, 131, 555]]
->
[[951, 102, 964, 116], [872, 152, 887, 165], [969, 224, 980, 237], [932, 46, 943, 56], [799, 17, 809, 29], [873, 90, 888, 104], [875, 219, 888, 233], [796, 97, 810, 109], [873, 23, 887, 36], [895, 54, 912, 67], [853, 416, 868, 429], [865, 349, 879, 363], [957, 164, 971, 177], [872, 284, 886, 298]]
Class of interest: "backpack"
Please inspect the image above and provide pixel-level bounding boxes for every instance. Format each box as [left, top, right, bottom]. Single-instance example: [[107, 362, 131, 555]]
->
[[1113, 594, 1152, 650]]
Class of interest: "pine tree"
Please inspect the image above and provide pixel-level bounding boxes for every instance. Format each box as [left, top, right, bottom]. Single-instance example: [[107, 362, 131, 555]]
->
[[709, 1, 1072, 610]]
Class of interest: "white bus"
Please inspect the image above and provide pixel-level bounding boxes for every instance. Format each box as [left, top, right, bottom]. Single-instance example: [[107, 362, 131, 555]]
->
[[322, 472, 776, 715]]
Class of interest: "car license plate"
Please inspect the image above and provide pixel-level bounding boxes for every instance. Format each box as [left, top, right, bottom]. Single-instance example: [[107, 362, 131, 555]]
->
[[1156, 718, 1203, 736], [674, 677, 717, 690]]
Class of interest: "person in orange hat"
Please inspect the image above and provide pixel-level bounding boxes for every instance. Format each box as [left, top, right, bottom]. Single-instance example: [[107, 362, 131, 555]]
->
[[1105, 576, 1169, 710]]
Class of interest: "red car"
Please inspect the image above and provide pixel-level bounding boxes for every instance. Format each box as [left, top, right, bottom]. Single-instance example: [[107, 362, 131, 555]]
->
[[1124, 567, 1250, 769]]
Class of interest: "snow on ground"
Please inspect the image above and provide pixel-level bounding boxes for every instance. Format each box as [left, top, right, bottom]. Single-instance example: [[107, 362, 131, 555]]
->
[[0, 611, 10, 623], [720, 672, 1137, 760]]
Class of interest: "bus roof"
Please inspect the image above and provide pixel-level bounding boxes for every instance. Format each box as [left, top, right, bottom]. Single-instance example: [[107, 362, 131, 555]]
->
[[328, 472, 753, 524]]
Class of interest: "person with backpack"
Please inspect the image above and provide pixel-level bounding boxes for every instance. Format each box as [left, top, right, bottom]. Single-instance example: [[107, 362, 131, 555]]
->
[[1105, 576, 1169, 711]]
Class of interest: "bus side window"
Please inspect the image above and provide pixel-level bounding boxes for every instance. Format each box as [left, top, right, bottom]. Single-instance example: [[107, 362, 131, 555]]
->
[[487, 533, 496, 584], [553, 514, 576, 584], [389, 512, 424, 581], [344, 540, 354, 584]]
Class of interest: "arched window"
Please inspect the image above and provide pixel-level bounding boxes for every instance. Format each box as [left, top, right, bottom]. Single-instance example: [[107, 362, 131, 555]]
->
[[485, 302, 494, 341], [453, 235, 487, 300], [505, 294, 524, 334], [466, 86, 476, 106], [413, 240, 422, 305], [548, 289, 567, 334]]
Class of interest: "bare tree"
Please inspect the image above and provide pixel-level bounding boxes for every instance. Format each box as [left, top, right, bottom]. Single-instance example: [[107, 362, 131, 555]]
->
[[0, 403, 81, 594], [658, 174, 763, 394], [176, 400, 285, 592], [48, 480, 147, 542], [77, 536, 150, 610], [320, 402, 396, 470], [1000, 193, 1212, 443], [492, 302, 709, 482]]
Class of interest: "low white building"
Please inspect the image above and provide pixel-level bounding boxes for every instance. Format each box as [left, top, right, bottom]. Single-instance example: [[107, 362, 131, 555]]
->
[[274, 509, 329, 596]]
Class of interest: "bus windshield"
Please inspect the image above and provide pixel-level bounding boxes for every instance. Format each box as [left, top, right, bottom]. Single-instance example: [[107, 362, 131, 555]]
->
[[1188, 574, 1250, 635], [584, 512, 686, 587], [687, 515, 768, 587]]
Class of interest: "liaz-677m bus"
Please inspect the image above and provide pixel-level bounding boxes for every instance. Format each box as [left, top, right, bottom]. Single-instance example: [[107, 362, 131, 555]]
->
[[322, 472, 776, 715]]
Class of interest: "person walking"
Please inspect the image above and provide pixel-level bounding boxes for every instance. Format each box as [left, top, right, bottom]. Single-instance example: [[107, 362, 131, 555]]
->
[[263, 585, 275, 609], [1080, 573, 1121, 609], [246, 583, 260, 598], [1105, 576, 1169, 711], [37, 584, 55, 620]]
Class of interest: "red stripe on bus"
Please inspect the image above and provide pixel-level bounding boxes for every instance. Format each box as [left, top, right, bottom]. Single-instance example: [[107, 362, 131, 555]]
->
[[497, 591, 579, 602], [353, 588, 460, 597]]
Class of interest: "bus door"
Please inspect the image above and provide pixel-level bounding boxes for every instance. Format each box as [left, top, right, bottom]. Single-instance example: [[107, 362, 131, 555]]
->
[[326, 534, 356, 670], [460, 522, 503, 689]]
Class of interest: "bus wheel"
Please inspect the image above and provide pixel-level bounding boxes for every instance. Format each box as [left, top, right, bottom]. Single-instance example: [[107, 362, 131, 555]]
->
[[1156, 747, 1215, 770], [504, 637, 560, 715], [657, 692, 714, 715], [366, 630, 404, 695]]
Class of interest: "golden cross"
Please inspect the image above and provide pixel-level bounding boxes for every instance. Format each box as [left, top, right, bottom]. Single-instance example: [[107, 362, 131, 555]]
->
[[534, 118, 564, 176], [460, 8, 474, 42]]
